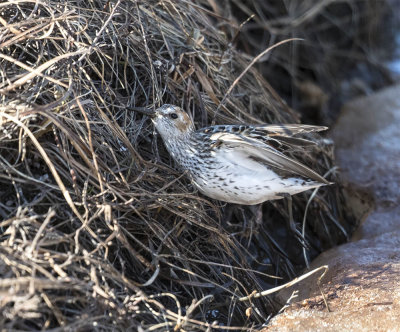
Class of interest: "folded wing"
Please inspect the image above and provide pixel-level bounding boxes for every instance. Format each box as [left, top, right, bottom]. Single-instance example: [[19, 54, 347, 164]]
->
[[209, 131, 330, 184], [244, 124, 328, 147]]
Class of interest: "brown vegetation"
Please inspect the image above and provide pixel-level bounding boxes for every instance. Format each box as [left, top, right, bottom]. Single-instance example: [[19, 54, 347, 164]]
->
[[1, 0, 394, 330]]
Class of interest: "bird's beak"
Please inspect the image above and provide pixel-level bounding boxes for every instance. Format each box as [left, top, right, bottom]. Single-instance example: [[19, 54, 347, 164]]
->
[[132, 106, 157, 118]]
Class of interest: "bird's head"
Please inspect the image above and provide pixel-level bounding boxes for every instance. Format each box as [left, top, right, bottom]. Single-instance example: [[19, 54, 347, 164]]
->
[[136, 104, 195, 139]]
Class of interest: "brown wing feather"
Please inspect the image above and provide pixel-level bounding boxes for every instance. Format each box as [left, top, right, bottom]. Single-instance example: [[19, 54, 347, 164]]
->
[[253, 124, 328, 136], [211, 132, 330, 184]]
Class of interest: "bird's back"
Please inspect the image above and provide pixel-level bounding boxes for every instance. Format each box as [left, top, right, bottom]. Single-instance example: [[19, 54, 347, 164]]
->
[[182, 123, 329, 204]]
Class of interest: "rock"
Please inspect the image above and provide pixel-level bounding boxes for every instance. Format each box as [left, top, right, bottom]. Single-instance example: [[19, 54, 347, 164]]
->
[[333, 84, 400, 206], [262, 84, 400, 331]]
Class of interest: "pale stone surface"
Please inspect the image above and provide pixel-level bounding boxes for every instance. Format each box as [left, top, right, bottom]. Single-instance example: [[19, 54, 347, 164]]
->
[[333, 84, 400, 207], [263, 84, 400, 332]]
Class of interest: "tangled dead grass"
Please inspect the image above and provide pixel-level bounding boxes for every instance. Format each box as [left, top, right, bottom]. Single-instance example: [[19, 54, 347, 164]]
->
[[219, 0, 396, 124], [1, 0, 390, 330]]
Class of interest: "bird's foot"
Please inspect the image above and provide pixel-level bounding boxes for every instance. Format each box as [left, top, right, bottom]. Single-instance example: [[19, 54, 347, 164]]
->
[[278, 192, 311, 250], [288, 219, 310, 250]]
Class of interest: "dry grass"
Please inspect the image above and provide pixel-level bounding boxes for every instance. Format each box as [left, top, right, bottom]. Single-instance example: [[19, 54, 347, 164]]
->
[[0, 0, 386, 330], [217, 0, 396, 124]]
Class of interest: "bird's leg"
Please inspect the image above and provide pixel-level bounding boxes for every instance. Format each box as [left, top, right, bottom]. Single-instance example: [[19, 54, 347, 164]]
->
[[252, 204, 263, 225], [280, 193, 310, 249], [222, 203, 235, 226]]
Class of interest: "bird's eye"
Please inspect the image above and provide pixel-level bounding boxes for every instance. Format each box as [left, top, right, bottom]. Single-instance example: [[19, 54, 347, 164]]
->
[[170, 113, 178, 119]]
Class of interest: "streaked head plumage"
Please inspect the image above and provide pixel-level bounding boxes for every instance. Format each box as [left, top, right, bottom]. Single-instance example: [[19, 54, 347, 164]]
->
[[152, 104, 194, 139]]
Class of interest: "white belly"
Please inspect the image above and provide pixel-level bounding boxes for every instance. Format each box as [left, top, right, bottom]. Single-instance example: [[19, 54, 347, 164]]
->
[[191, 150, 323, 205], [194, 172, 322, 204]]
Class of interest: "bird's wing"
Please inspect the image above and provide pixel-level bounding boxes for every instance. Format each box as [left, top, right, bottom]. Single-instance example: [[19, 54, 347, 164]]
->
[[200, 124, 327, 147], [201, 124, 327, 136], [208, 131, 330, 184], [251, 124, 328, 136], [244, 124, 328, 147]]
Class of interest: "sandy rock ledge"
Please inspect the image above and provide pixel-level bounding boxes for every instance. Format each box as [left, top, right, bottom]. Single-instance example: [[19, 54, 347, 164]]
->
[[263, 84, 400, 332]]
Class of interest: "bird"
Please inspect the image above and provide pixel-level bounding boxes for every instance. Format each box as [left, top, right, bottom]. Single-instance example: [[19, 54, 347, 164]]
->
[[135, 104, 331, 245]]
